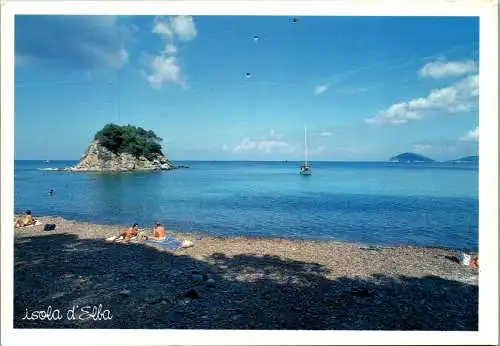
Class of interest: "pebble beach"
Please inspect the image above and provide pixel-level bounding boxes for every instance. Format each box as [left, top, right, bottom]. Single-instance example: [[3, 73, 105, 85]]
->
[[14, 216, 478, 330]]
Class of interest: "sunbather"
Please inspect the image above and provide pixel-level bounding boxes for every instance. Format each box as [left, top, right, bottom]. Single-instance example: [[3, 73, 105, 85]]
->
[[14, 210, 36, 228], [117, 223, 140, 241], [147, 221, 166, 241]]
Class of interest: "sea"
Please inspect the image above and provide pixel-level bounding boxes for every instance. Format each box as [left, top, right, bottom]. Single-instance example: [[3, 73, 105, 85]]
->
[[14, 160, 478, 250]]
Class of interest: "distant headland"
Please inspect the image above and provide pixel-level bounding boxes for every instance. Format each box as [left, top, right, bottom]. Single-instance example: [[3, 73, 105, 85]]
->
[[389, 152, 434, 163], [66, 124, 186, 172], [447, 155, 479, 163], [389, 152, 478, 163]]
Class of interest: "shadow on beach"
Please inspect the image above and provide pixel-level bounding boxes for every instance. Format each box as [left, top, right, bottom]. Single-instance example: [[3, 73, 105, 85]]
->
[[14, 233, 478, 330]]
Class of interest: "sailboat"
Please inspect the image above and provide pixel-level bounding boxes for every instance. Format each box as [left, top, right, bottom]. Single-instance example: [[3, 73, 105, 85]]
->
[[300, 127, 312, 175]]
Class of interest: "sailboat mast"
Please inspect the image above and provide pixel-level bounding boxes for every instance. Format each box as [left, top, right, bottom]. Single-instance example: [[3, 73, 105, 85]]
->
[[304, 127, 308, 165]]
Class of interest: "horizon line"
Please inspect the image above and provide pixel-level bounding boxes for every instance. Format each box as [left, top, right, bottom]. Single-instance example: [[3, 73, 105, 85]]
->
[[14, 158, 478, 163]]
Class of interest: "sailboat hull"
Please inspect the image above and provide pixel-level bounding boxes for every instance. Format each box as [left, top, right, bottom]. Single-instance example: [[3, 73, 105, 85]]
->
[[300, 166, 312, 175]]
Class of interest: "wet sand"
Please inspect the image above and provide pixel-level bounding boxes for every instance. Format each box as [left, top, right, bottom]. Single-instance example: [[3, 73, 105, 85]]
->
[[14, 216, 478, 330]]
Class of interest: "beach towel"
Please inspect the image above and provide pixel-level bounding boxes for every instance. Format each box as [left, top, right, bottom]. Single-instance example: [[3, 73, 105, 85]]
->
[[144, 236, 183, 251], [106, 236, 118, 242], [144, 236, 193, 251], [105, 231, 146, 243]]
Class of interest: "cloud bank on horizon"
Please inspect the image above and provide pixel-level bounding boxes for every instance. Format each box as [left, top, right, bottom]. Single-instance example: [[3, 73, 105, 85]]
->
[[14, 15, 479, 161]]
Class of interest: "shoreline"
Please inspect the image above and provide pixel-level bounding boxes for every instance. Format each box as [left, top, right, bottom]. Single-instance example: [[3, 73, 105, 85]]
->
[[19, 159, 479, 164], [14, 216, 478, 330], [17, 214, 478, 252], [37, 164, 189, 172]]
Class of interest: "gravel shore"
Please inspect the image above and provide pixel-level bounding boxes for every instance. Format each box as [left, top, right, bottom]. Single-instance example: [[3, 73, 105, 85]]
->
[[14, 216, 478, 330]]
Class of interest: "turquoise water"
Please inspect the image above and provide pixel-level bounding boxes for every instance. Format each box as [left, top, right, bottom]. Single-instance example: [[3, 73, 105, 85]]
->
[[14, 160, 478, 249]]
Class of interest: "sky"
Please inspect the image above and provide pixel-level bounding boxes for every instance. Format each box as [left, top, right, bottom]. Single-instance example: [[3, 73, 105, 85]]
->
[[14, 15, 479, 161]]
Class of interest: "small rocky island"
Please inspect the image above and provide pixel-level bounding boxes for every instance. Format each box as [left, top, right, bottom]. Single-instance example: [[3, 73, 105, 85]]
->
[[448, 155, 479, 163], [68, 124, 182, 172], [389, 152, 434, 163]]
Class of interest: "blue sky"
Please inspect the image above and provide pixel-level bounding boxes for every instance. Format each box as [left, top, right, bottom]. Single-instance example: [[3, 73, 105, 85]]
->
[[14, 15, 479, 161]]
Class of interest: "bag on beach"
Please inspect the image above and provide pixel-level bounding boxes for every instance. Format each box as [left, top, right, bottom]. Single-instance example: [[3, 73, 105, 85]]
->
[[43, 224, 56, 232], [459, 253, 471, 266]]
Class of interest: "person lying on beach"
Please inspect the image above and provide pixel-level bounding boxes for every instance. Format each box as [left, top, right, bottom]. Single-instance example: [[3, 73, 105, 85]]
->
[[109, 223, 140, 242], [14, 210, 36, 228]]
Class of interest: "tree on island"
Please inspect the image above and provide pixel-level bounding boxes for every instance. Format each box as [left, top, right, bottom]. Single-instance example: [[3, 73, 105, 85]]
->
[[94, 124, 164, 160]]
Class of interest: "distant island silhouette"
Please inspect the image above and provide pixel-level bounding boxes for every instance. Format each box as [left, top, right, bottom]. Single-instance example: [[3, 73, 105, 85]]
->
[[447, 155, 479, 163], [389, 152, 434, 163], [389, 152, 478, 163]]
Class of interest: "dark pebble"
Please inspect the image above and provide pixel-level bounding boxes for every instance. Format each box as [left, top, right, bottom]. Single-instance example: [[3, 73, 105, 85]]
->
[[192, 274, 204, 283], [119, 289, 131, 297], [184, 288, 200, 299], [349, 288, 373, 297]]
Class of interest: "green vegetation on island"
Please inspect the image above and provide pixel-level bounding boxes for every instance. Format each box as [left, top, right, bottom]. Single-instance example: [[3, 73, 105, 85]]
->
[[94, 123, 164, 160], [389, 152, 435, 163]]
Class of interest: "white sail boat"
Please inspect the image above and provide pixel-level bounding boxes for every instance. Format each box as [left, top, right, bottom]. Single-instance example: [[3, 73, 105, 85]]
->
[[300, 127, 312, 175]]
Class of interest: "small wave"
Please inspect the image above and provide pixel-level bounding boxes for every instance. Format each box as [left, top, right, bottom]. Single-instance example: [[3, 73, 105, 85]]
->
[[37, 168, 62, 171]]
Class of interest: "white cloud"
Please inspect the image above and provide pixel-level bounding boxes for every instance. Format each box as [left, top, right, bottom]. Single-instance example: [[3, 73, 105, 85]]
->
[[153, 15, 197, 42], [366, 74, 478, 125], [169, 16, 198, 41], [152, 20, 174, 39], [314, 84, 329, 95], [234, 138, 293, 154], [233, 131, 294, 154], [419, 59, 477, 79], [412, 144, 432, 152], [165, 44, 177, 54], [143, 55, 184, 90], [222, 144, 229, 151], [268, 129, 284, 140], [316, 131, 332, 137], [460, 126, 479, 141], [143, 16, 197, 89]]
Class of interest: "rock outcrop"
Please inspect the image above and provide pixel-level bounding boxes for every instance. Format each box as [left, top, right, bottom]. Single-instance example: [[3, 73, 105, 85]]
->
[[69, 141, 174, 172]]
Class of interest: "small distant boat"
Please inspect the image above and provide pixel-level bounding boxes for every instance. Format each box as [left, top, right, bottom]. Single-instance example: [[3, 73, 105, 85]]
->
[[44, 160, 50, 163], [300, 127, 311, 176]]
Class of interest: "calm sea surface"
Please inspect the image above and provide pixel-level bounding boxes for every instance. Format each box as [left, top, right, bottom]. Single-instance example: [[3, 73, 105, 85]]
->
[[14, 160, 478, 249]]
